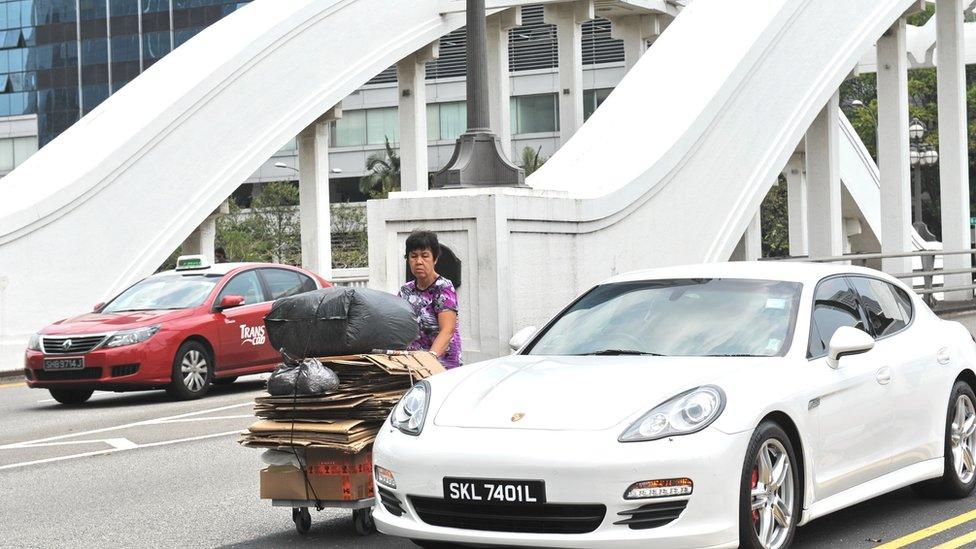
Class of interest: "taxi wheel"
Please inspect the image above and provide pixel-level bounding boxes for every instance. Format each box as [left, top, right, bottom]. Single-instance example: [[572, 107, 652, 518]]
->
[[166, 341, 212, 400], [48, 388, 94, 405]]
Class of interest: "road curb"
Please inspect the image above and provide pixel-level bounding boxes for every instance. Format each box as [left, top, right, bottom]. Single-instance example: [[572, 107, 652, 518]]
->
[[0, 368, 24, 382]]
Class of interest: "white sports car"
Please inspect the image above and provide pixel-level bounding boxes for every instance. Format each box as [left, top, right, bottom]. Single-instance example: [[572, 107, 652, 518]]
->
[[373, 263, 976, 549]]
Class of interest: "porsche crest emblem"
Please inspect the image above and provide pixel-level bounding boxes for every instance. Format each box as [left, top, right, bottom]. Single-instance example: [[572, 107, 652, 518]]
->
[[511, 412, 525, 422]]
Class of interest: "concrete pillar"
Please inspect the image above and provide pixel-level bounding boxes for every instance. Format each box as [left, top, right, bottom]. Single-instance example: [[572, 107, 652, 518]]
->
[[609, 14, 661, 73], [487, 8, 520, 160], [397, 42, 439, 192], [785, 156, 808, 257], [805, 93, 844, 259], [182, 216, 217, 264], [544, 1, 593, 145], [298, 107, 341, 280], [744, 210, 762, 261], [877, 19, 914, 276], [937, 0, 973, 299]]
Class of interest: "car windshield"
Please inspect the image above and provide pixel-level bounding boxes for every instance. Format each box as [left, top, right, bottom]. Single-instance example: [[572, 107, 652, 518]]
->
[[526, 278, 802, 357], [101, 274, 222, 313]]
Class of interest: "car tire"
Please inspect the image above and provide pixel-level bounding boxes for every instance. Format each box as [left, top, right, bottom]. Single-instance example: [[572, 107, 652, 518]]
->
[[166, 341, 212, 400], [213, 376, 238, 386], [911, 380, 976, 499], [48, 387, 94, 405], [738, 421, 800, 549]]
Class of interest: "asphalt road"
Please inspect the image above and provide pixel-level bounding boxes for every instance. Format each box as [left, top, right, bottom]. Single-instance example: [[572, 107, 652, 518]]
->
[[3, 376, 976, 549]]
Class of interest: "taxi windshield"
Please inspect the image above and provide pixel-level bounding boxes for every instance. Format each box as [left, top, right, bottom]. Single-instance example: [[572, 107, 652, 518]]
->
[[525, 278, 803, 357], [102, 274, 221, 313]]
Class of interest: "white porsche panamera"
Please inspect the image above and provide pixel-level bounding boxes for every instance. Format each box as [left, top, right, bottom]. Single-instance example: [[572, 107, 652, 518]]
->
[[372, 262, 976, 549]]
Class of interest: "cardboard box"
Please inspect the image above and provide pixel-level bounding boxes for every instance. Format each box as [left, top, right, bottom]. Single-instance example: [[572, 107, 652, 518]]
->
[[260, 448, 374, 501]]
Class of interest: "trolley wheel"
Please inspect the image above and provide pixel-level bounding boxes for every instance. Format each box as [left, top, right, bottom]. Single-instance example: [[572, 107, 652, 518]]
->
[[353, 507, 375, 536], [292, 507, 311, 535]]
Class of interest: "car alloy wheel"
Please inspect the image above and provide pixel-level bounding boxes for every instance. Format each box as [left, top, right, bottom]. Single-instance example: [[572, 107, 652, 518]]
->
[[750, 439, 795, 549], [181, 349, 209, 392], [951, 393, 976, 484]]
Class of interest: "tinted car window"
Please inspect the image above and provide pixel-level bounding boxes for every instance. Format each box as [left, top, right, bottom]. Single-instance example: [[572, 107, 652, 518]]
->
[[299, 273, 317, 293], [261, 269, 306, 300], [527, 278, 802, 357], [218, 271, 265, 305], [103, 274, 220, 312], [848, 276, 910, 337], [809, 277, 866, 358]]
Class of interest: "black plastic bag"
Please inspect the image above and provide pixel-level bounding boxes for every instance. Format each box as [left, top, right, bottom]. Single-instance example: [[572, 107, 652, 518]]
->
[[267, 357, 340, 396], [264, 287, 418, 358]]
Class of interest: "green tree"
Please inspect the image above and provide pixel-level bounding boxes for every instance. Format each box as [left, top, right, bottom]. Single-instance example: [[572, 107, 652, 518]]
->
[[761, 176, 790, 257], [216, 181, 301, 265], [519, 145, 547, 176], [331, 203, 368, 268], [359, 138, 401, 199]]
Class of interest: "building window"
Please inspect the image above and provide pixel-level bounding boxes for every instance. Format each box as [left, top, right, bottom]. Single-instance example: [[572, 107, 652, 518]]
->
[[426, 101, 465, 142], [511, 93, 558, 134], [330, 107, 399, 147], [366, 106, 397, 145], [583, 88, 612, 120], [0, 135, 37, 171]]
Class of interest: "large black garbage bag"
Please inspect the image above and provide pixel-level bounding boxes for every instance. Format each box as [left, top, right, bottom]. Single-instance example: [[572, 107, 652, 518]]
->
[[266, 357, 341, 396], [264, 287, 418, 358]]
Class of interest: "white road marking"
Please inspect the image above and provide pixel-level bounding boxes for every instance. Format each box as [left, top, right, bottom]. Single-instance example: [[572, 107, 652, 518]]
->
[[152, 414, 254, 424], [3, 437, 138, 450], [0, 401, 252, 450], [0, 430, 245, 471]]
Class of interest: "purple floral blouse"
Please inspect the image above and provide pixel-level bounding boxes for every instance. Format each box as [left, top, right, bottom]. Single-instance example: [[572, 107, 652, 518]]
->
[[398, 277, 462, 369]]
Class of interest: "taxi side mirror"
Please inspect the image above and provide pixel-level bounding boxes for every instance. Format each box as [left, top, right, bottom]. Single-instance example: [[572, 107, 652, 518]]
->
[[217, 295, 245, 311], [509, 326, 537, 352], [93, 302, 104, 312], [826, 326, 874, 369]]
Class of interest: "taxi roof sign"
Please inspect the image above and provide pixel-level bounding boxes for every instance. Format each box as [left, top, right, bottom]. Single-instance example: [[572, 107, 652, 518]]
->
[[175, 254, 209, 271]]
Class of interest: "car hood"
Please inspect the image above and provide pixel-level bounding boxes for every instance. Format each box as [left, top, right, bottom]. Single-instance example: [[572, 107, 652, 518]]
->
[[433, 355, 774, 431], [43, 309, 195, 335]]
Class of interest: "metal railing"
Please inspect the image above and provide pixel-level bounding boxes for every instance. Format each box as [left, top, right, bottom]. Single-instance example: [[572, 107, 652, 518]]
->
[[765, 249, 976, 312]]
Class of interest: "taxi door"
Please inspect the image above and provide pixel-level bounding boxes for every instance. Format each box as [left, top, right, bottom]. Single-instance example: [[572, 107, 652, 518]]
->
[[214, 270, 273, 370]]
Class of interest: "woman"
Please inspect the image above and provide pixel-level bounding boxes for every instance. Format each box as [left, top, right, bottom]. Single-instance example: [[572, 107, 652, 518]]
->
[[398, 231, 462, 369]]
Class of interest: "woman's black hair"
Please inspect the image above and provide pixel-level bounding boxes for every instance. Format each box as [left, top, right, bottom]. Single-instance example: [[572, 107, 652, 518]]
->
[[405, 230, 440, 260]]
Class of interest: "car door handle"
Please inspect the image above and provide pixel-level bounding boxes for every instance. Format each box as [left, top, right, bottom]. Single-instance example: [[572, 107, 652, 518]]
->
[[876, 367, 892, 385]]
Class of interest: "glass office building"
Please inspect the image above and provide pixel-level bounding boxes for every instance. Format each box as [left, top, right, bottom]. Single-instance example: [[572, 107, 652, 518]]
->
[[0, 0, 248, 148]]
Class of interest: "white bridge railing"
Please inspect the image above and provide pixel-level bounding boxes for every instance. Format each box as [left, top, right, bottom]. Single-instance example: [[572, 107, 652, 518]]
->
[[331, 267, 369, 287]]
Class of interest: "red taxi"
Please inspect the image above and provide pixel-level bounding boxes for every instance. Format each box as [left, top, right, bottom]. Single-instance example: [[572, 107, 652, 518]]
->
[[24, 255, 329, 405]]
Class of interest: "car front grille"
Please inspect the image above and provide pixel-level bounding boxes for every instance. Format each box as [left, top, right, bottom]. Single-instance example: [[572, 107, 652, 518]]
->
[[33, 368, 102, 381], [614, 499, 689, 530], [409, 497, 606, 534], [42, 335, 106, 355], [378, 488, 404, 517], [111, 364, 140, 377]]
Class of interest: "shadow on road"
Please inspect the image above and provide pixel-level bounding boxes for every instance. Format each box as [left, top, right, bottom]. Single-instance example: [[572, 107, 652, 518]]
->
[[27, 379, 267, 411], [215, 512, 406, 549]]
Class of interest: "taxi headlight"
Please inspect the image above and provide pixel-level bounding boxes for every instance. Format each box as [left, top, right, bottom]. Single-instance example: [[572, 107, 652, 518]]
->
[[619, 386, 725, 442], [105, 325, 161, 348], [27, 333, 41, 351], [391, 381, 430, 436]]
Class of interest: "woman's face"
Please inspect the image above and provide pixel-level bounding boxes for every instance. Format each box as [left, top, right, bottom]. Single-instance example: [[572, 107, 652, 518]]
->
[[408, 248, 437, 280]]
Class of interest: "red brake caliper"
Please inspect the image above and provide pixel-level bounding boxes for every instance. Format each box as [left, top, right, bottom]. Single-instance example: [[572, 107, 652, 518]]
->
[[751, 466, 760, 523]]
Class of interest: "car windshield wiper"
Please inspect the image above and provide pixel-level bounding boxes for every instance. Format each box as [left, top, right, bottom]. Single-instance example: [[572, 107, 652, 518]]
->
[[579, 349, 667, 356]]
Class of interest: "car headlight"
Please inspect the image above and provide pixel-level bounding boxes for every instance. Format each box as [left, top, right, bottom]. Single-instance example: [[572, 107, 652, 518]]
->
[[391, 381, 431, 436], [105, 324, 162, 348], [619, 386, 726, 442], [27, 333, 41, 351]]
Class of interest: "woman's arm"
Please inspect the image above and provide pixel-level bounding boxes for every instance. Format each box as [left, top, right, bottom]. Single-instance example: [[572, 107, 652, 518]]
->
[[430, 310, 457, 357]]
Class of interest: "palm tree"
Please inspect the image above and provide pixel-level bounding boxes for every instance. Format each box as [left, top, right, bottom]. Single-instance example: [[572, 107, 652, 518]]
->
[[519, 145, 546, 176], [359, 137, 401, 199]]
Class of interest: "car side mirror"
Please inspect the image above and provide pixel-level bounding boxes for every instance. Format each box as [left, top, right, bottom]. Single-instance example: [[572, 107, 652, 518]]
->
[[826, 326, 875, 369], [509, 326, 537, 352], [93, 302, 104, 312], [217, 295, 245, 311]]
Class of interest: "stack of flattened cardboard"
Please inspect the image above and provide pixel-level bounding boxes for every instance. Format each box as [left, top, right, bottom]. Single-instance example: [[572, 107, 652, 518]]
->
[[239, 352, 444, 453]]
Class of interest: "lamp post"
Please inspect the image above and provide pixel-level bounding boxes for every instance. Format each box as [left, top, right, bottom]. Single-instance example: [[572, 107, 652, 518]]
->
[[430, 0, 525, 188], [908, 118, 938, 239]]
